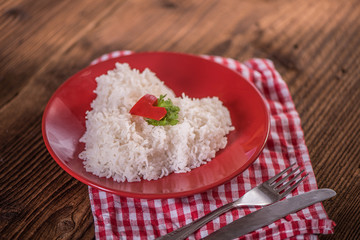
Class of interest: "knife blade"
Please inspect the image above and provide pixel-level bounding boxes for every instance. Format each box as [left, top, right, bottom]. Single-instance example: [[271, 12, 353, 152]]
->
[[202, 188, 336, 240]]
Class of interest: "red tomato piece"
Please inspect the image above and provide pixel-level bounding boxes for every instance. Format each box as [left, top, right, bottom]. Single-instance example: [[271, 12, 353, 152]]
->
[[129, 94, 167, 121]]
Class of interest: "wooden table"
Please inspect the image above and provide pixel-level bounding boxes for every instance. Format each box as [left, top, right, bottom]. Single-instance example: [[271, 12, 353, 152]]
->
[[1, 0, 359, 239]]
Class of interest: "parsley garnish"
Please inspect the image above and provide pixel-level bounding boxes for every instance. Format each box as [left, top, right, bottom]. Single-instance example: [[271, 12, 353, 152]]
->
[[146, 95, 180, 126]]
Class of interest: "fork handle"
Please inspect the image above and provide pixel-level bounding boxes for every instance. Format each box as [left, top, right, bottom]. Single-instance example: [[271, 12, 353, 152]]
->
[[156, 202, 235, 240]]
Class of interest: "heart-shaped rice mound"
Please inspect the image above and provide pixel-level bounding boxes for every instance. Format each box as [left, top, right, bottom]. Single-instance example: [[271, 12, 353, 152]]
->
[[79, 63, 234, 182]]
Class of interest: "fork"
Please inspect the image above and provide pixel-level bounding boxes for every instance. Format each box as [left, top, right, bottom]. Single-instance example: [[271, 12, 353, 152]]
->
[[157, 163, 308, 240]]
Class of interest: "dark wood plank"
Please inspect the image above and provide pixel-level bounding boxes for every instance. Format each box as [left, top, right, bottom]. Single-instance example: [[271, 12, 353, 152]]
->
[[0, 0, 359, 239], [0, 0, 126, 144]]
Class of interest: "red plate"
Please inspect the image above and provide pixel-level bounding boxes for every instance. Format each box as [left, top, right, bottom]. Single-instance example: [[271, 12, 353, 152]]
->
[[42, 52, 270, 199]]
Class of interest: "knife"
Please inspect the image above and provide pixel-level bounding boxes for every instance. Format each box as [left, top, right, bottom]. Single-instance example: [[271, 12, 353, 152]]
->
[[202, 188, 336, 240]]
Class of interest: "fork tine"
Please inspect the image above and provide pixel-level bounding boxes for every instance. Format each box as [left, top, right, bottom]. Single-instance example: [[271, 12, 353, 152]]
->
[[267, 163, 296, 185], [280, 173, 309, 198], [277, 169, 305, 192], [272, 166, 300, 188]]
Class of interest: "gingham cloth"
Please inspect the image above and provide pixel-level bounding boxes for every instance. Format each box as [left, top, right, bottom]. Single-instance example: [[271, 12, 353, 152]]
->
[[88, 51, 335, 240]]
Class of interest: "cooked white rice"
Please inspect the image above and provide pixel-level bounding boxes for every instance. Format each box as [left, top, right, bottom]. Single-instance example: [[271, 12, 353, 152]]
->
[[79, 63, 234, 182]]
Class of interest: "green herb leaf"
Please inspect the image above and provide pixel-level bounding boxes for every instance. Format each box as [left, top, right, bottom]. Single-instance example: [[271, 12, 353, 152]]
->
[[146, 95, 180, 126]]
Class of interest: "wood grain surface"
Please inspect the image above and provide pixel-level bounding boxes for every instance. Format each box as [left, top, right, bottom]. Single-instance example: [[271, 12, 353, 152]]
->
[[1, 0, 359, 239]]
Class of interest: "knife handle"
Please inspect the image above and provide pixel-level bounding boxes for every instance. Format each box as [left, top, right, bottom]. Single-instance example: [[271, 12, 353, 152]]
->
[[157, 202, 235, 240]]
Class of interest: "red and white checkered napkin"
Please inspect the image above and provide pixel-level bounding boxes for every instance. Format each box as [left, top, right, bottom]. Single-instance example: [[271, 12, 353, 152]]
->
[[88, 51, 335, 240]]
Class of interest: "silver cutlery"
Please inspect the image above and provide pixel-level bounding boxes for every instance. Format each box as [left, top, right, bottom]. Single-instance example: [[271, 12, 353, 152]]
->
[[157, 163, 308, 240], [203, 188, 336, 239]]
